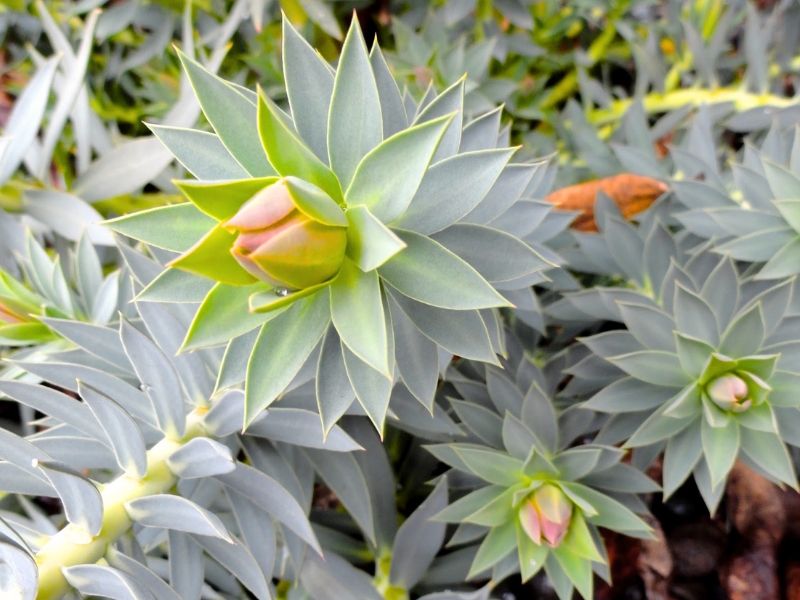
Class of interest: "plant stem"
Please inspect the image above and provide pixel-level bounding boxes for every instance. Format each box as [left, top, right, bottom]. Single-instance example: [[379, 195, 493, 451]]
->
[[35, 415, 207, 600], [587, 86, 800, 127]]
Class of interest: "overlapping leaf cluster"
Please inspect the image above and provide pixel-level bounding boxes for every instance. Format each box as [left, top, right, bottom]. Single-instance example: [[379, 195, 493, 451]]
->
[[3, 1, 800, 600]]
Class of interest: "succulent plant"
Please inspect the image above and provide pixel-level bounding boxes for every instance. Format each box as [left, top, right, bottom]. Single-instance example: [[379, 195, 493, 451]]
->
[[576, 244, 800, 512], [103, 15, 551, 434], [428, 347, 654, 600], [0, 290, 375, 600], [0, 231, 126, 356]]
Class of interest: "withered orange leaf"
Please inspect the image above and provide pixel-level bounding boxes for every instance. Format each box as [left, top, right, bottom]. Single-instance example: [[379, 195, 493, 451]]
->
[[546, 174, 669, 232]]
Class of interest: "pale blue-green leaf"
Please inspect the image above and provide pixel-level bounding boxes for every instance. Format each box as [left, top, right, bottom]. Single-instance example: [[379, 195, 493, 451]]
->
[[414, 79, 464, 163], [394, 149, 514, 234], [168, 530, 202, 600], [0, 428, 51, 481], [298, 0, 342, 38], [501, 412, 538, 461], [0, 534, 37, 600], [181, 283, 272, 351], [178, 51, 272, 177], [460, 107, 503, 153], [626, 407, 696, 447], [75, 231, 103, 311], [763, 158, 800, 199], [225, 489, 276, 587], [379, 229, 509, 310], [24, 190, 112, 246], [126, 495, 232, 542], [216, 330, 259, 392], [119, 317, 185, 438], [328, 17, 382, 189], [246, 408, 361, 451], [387, 289, 497, 363], [105, 548, 183, 600], [719, 303, 765, 358], [216, 462, 321, 553], [37, 8, 100, 180], [79, 382, 146, 479], [299, 551, 383, 600], [618, 302, 676, 352], [342, 418, 399, 550], [137, 268, 215, 304], [467, 521, 517, 578], [134, 300, 212, 403], [757, 238, 800, 280], [34, 460, 103, 536], [662, 420, 703, 498], [344, 205, 406, 272], [451, 399, 504, 448], [103, 204, 215, 253], [304, 447, 376, 545], [0, 380, 102, 443], [204, 390, 248, 437], [608, 351, 691, 387], [454, 447, 523, 486], [190, 533, 272, 600], [390, 296, 439, 409], [462, 163, 536, 225], [245, 290, 330, 427], [584, 378, 676, 413], [330, 259, 389, 375], [701, 418, 739, 489], [257, 91, 342, 201], [13, 360, 155, 428], [342, 345, 394, 434], [431, 224, 550, 283], [149, 125, 248, 180], [0, 54, 59, 185], [369, 43, 408, 138], [62, 565, 156, 600], [40, 317, 133, 373], [316, 326, 356, 435], [166, 438, 235, 479], [283, 19, 334, 163], [72, 137, 173, 203], [674, 283, 720, 346], [390, 476, 448, 589], [740, 428, 798, 488], [346, 115, 452, 222]]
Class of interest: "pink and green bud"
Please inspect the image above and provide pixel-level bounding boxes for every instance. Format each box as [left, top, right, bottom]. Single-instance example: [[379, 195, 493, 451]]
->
[[519, 484, 573, 548], [225, 177, 348, 290], [707, 374, 751, 412], [0, 302, 26, 325]]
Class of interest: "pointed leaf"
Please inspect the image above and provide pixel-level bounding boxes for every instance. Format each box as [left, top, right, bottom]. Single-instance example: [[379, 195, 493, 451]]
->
[[379, 229, 509, 310], [328, 17, 382, 189], [245, 290, 330, 426], [346, 115, 452, 222]]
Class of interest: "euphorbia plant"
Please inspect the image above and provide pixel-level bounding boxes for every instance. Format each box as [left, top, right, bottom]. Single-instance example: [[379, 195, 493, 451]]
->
[[105, 15, 551, 434], [579, 248, 800, 511], [431, 354, 655, 600]]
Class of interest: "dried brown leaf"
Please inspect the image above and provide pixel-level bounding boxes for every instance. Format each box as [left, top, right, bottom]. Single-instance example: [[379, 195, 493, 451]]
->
[[545, 174, 669, 232]]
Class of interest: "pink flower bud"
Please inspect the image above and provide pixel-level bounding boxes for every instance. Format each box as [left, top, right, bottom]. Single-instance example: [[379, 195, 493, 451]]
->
[[519, 484, 573, 548], [0, 304, 25, 325], [707, 375, 750, 411], [225, 178, 347, 290]]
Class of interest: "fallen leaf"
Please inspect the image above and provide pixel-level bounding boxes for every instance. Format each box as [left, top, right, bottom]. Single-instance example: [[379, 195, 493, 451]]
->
[[727, 461, 785, 547], [721, 545, 779, 600], [546, 174, 669, 232], [639, 515, 674, 600]]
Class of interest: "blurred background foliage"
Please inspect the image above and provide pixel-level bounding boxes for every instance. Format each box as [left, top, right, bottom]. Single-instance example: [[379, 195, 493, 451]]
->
[[3, 1, 800, 598]]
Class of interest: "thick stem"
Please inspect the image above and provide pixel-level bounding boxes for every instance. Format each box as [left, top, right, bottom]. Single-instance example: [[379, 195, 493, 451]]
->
[[587, 87, 800, 127], [34, 415, 206, 600]]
